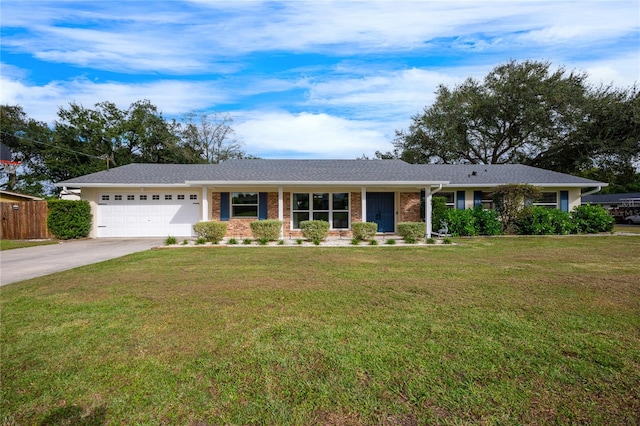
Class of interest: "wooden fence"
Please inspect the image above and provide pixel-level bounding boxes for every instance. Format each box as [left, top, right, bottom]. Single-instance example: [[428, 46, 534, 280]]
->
[[0, 201, 51, 239]]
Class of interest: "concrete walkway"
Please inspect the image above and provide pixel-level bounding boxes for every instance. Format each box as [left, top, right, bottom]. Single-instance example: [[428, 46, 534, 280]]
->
[[0, 238, 163, 286]]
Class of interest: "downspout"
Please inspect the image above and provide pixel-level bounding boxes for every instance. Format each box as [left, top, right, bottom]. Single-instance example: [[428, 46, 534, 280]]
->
[[425, 184, 443, 238]]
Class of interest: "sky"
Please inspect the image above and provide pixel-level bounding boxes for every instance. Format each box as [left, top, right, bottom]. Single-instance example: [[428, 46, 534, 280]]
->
[[1, 0, 639, 160]]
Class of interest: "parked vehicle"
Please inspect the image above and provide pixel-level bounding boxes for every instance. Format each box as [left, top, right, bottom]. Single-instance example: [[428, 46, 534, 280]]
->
[[624, 214, 640, 224]]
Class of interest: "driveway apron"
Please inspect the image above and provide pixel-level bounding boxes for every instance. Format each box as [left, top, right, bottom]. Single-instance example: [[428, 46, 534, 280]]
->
[[0, 238, 162, 286]]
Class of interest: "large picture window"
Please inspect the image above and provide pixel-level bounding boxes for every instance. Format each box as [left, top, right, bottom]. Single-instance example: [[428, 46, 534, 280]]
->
[[292, 192, 349, 229], [231, 192, 258, 217]]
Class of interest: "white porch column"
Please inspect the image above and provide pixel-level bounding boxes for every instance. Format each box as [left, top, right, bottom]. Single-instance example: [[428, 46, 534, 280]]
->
[[278, 187, 284, 238], [425, 186, 432, 238], [201, 187, 209, 221], [361, 186, 367, 223]]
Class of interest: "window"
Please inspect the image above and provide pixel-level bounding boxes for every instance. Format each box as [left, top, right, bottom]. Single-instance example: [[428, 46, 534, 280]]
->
[[292, 192, 349, 229], [101, 195, 109, 201], [140, 195, 147, 201], [127, 195, 135, 201], [190, 194, 198, 200], [177, 194, 185, 200], [152, 195, 160, 200], [438, 192, 455, 209], [534, 192, 558, 209], [231, 192, 258, 217], [481, 192, 493, 209], [165, 195, 172, 200], [115, 195, 122, 201]]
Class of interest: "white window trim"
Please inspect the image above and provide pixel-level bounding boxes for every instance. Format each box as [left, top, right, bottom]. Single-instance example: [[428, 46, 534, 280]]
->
[[231, 192, 259, 218], [291, 192, 350, 230]]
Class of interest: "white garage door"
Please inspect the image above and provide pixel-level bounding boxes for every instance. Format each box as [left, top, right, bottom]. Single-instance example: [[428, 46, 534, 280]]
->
[[97, 192, 200, 237]]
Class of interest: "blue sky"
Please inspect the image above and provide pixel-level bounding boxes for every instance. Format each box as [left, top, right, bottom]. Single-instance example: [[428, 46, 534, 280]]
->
[[1, 1, 638, 159]]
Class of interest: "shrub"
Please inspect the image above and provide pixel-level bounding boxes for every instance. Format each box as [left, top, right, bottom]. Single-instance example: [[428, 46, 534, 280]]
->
[[181, 239, 188, 245], [492, 184, 541, 233], [277, 239, 285, 246], [295, 239, 304, 245], [195, 237, 206, 245], [228, 238, 238, 245], [300, 220, 330, 241], [397, 222, 426, 241], [431, 196, 448, 231], [47, 200, 92, 240], [445, 209, 477, 237], [426, 237, 436, 244], [193, 221, 227, 243], [165, 236, 177, 245], [385, 238, 396, 245], [369, 239, 378, 246], [571, 204, 615, 233], [350, 238, 360, 245], [243, 238, 252, 245], [257, 237, 269, 245], [250, 220, 282, 241], [516, 207, 575, 235], [351, 222, 378, 240], [471, 206, 502, 236], [443, 237, 453, 244]]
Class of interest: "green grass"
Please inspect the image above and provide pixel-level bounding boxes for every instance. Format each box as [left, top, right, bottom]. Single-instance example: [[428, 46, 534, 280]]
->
[[0, 239, 58, 250], [2, 236, 639, 424]]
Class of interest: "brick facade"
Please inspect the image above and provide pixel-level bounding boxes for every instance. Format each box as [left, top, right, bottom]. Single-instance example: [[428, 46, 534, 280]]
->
[[210, 191, 370, 238], [399, 192, 422, 222]]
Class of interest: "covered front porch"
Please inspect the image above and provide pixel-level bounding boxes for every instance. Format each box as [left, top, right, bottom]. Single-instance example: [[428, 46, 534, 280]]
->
[[191, 184, 445, 239]]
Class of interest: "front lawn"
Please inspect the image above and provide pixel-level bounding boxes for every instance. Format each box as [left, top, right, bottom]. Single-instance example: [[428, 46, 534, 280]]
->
[[1, 236, 639, 424]]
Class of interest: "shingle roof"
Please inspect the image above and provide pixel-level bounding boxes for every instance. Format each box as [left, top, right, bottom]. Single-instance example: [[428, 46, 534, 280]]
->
[[582, 192, 640, 204], [57, 160, 606, 187], [413, 164, 605, 186]]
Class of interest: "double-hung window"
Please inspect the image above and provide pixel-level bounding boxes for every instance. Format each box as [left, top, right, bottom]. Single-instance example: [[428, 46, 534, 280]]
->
[[292, 192, 349, 229], [231, 192, 258, 217], [438, 192, 455, 209]]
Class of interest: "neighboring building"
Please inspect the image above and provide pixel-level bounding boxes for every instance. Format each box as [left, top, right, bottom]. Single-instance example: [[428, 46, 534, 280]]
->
[[582, 192, 640, 223], [56, 159, 607, 238], [0, 190, 43, 202], [582, 192, 640, 209]]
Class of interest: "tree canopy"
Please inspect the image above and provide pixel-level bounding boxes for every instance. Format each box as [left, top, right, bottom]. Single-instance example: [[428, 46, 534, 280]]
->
[[388, 60, 639, 192], [0, 101, 254, 195]]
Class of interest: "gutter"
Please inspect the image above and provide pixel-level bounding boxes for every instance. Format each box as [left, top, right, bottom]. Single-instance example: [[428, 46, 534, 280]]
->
[[582, 185, 604, 197]]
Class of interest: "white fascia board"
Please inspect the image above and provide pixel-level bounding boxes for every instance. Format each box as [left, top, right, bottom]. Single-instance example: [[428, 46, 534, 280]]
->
[[185, 180, 450, 187]]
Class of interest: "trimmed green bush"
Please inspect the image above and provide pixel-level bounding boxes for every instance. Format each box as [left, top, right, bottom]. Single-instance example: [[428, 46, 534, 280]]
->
[[431, 196, 448, 231], [445, 209, 477, 237], [516, 207, 575, 235], [397, 222, 426, 241], [165, 236, 177, 245], [300, 220, 330, 241], [250, 220, 282, 241], [471, 206, 502, 236], [571, 204, 615, 233], [47, 200, 92, 240], [351, 222, 378, 240], [193, 221, 227, 243]]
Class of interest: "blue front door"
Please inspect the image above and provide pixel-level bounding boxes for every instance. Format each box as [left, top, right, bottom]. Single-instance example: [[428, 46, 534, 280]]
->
[[366, 192, 394, 233]]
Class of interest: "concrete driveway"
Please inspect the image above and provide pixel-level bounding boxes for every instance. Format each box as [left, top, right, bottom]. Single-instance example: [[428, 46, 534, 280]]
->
[[1, 238, 163, 286]]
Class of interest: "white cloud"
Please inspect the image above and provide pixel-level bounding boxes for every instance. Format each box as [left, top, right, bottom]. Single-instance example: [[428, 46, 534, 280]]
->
[[0, 76, 231, 123], [234, 111, 392, 159]]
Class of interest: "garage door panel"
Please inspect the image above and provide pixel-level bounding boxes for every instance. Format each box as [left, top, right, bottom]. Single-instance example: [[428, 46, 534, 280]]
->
[[97, 192, 200, 237]]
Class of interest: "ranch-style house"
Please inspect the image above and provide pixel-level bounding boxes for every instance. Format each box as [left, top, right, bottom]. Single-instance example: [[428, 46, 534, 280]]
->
[[56, 159, 606, 238]]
